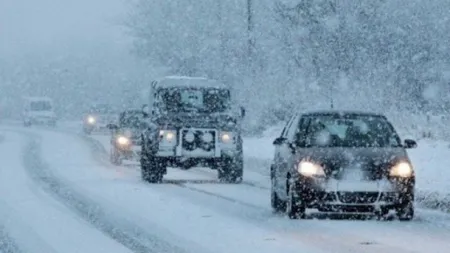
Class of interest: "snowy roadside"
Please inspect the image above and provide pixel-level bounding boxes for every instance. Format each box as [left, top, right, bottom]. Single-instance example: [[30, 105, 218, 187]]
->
[[0, 131, 134, 253]]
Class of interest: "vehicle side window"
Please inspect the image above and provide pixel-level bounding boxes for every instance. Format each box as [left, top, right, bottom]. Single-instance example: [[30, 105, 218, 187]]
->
[[118, 113, 125, 127], [294, 117, 311, 146]]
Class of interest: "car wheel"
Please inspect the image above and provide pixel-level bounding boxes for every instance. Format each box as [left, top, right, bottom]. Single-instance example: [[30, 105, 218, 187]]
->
[[286, 179, 306, 219], [140, 149, 164, 183], [396, 201, 414, 221], [270, 170, 286, 212], [217, 157, 243, 184]]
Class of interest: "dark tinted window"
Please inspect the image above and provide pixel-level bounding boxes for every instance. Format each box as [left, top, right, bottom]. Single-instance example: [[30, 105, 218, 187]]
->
[[119, 111, 144, 128], [30, 101, 52, 111], [157, 88, 230, 113], [299, 115, 401, 148]]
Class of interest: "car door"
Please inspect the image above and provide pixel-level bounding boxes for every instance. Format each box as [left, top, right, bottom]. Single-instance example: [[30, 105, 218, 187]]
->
[[274, 115, 299, 198], [272, 117, 293, 194], [277, 115, 301, 199]]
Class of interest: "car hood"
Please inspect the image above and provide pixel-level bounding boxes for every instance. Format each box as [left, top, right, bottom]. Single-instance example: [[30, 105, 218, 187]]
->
[[295, 147, 410, 180], [154, 112, 238, 130]]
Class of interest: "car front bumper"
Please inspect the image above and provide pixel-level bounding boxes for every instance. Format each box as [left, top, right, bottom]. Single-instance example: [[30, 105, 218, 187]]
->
[[294, 177, 414, 213], [117, 145, 141, 160]]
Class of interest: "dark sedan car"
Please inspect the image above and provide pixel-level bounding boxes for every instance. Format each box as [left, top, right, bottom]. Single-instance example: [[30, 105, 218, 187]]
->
[[107, 109, 147, 165], [270, 111, 417, 221]]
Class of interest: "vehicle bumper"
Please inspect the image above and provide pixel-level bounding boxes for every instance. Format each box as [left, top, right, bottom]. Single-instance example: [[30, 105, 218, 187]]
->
[[27, 117, 56, 125], [294, 177, 414, 213], [117, 145, 141, 160]]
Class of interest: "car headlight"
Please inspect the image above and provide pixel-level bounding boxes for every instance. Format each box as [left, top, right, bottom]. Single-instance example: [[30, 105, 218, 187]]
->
[[390, 162, 413, 177], [87, 116, 96, 124], [117, 136, 130, 146], [220, 131, 233, 143], [298, 161, 325, 177]]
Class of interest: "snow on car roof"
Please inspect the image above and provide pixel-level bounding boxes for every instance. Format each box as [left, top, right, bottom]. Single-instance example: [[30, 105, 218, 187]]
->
[[302, 110, 386, 118], [23, 96, 53, 102], [154, 76, 227, 89]]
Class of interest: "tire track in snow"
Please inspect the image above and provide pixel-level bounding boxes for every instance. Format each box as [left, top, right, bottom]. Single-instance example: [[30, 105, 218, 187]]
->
[[0, 227, 21, 253], [20, 131, 190, 253], [29, 127, 450, 253]]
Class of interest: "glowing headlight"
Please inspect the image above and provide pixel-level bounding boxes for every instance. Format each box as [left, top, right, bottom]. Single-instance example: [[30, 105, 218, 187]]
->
[[298, 161, 325, 177], [159, 130, 176, 142], [220, 132, 232, 143], [87, 116, 96, 124], [390, 162, 413, 177], [117, 136, 130, 145]]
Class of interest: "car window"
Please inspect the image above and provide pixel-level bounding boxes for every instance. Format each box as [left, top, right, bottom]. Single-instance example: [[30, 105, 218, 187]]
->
[[300, 115, 402, 148]]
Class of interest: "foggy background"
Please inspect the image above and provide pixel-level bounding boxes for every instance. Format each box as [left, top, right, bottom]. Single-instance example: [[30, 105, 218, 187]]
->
[[2, 0, 450, 135]]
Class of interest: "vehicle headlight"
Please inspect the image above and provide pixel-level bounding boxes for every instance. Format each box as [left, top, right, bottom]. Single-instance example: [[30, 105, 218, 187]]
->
[[298, 161, 325, 177], [390, 162, 413, 177], [117, 136, 130, 146], [87, 116, 96, 124], [159, 129, 176, 142], [220, 131, 233, 143]]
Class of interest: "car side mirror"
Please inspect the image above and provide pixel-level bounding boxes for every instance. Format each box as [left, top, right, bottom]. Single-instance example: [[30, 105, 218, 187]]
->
[[404, 139, 417, 149], [273, 137, 287, 145], [107, 123, 118, 130], [240, 106, 246, 118]]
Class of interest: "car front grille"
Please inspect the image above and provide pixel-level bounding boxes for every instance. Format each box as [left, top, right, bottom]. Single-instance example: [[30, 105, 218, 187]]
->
[[337, 192, 379, 204], [181, 129, 216, 152]]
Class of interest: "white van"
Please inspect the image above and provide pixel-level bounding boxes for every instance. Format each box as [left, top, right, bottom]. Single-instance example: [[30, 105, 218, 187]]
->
[[22, 97, 57, 127]]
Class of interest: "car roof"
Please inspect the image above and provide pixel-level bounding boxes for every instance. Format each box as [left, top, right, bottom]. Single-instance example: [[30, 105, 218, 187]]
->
[[153, 76, 227, 89], [122, 109, 142, 114], [23, 96, 53, 102], [300, 110, 386, 118]]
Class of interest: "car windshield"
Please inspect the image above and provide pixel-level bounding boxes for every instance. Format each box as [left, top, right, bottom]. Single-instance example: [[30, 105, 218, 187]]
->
[[30, 101, 52, 111], [301, 115, 402, 148], [157, 88, 230, 113], [119, 111, 144, 128], [90, 105, 114, 114]]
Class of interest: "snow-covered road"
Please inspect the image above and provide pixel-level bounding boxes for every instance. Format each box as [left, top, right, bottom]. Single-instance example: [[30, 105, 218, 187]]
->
[[1, 125, 450, 252]]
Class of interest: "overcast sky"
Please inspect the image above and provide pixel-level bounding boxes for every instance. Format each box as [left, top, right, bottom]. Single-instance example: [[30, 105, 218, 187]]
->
[[0, 0, 129, 57]]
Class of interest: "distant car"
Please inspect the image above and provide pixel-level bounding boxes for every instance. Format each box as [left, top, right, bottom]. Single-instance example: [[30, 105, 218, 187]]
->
[[22, 97, 57, 127], [270, 110, 417, 221], [83, 104, 117, 134], [107, 109, 146, 165], [140, 76, 246, 183]]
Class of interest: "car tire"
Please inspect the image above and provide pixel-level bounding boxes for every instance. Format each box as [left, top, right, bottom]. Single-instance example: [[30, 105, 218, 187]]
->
[[140, 144, 164, 183], [217, 157, 243, 184], [286, 179, 306, 219], [396, 201, 414, 221], [270, 169, 286, 212]]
